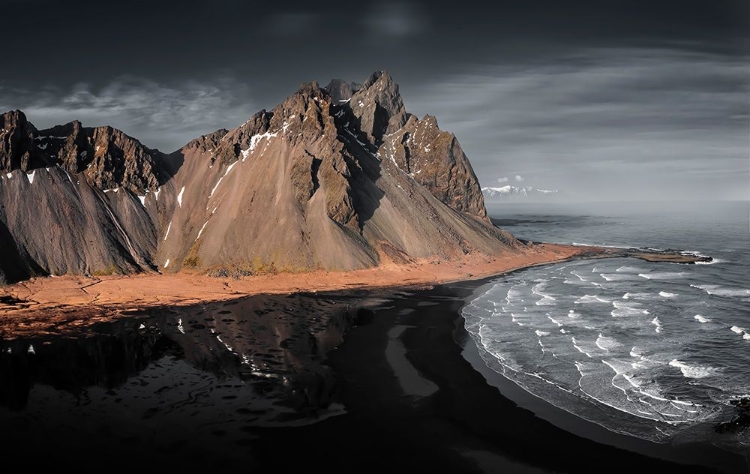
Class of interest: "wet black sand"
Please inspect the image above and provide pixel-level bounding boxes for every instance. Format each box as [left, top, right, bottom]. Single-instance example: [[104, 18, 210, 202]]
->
[[0, 282, 747, 473], [264, 282, 745, 474]]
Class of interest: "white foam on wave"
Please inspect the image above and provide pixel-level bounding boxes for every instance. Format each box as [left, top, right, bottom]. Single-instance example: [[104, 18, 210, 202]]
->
[[596, 333, 621, 351], [506, 286, 525, 304], [571, 271, 589, 283], [651, 317, 663, 333], [681, 250, 709, 258], [574, 359, 706, 425], [510, 313, 525, 326], [601, 273, 638, 282], [669, 359, 716, 379], [639, 272, 687, 280], [622, 292, 652, 300], [601, 359, 642, 388], [611, 301, 650, 317], [563, 278, 585, 285], [535, 297, 556, 306], [729, 326, 750, 340], [638, 388, 669, 403], [693, 285, 750, 298], [628, 347, 661, 368], [616, 265, 646, 273], [571, 337, 593, 358], [671, 399, 701, 407], [682, 251, 723, 266], [573, 360, 592, 377], [680, 250, 720, 265], [463, 270, 730, 434], [575, 294, 609, 304]]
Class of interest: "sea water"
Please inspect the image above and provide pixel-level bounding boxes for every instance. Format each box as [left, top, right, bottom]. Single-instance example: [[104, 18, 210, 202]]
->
[[463, 201, 749, 450]]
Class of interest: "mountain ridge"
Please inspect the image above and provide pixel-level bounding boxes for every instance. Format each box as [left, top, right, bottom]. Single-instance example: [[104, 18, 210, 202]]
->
[[483, 185, 560, 200], [0, 72, 519, 284], [1, 110, 165, 193]]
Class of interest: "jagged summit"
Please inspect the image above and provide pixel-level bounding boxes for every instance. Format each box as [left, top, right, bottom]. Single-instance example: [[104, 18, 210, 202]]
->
[[0, 110, 46, 172], [324, 78, 362, 103], [0, 110, 163, 193], [0, 72, 517, 283]]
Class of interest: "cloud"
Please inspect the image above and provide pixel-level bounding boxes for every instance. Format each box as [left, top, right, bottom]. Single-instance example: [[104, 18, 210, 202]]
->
[[404, 47, 750, 200], [364, 2, 428, 40], [514, 175, 524, 182], [0, 77, 255, 152], [497, 177, 509, 183]]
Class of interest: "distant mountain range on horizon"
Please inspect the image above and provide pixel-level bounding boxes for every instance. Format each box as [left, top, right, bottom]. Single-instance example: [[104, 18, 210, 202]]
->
[[482, 184, 561, 201], [0, 71, 521, 284]]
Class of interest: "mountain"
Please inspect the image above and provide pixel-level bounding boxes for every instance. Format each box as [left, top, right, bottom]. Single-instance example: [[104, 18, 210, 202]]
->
[[0, 110, 166, 283], [0, 71, 519, 284], [482, 185, 559, 201]]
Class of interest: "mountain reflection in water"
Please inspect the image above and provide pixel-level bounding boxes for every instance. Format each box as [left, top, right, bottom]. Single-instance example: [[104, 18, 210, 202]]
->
[[0, 292, 371, 468]]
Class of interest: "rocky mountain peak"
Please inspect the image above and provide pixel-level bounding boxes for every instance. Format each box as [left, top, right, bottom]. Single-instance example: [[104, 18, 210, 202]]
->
[[0, 109, 49, 172], [1, 109, 32, 129], [82, 125, 162, 192], [323, 72, 487, 222], [0, 110, 163, 193], [362, 70, 393, 88], [207, 83, 339, 168], [185, 129, 229, 154], [272, 81, 333, 130], [338, 70, 408, 145], [324, 79, 362, 103]]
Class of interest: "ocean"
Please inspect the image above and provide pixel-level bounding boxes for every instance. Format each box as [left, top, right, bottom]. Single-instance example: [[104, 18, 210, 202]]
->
[[465, 201, 750, 452]]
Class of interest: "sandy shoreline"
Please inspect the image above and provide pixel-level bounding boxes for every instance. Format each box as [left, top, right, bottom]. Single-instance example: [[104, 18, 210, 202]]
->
[[0, 243, 590, 338], [0, 242, 711, 339]]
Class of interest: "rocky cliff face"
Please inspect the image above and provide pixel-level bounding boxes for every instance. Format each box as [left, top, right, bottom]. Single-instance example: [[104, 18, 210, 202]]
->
[[0, 110, 50, 172], [0, 110, 163, 193], [0, 72, 517, 283], [325, 73, 488, 221], [378, 114, 489, 221]]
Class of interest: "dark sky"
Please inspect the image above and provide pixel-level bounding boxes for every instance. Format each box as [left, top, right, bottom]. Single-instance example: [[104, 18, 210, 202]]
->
[[1, 0, 748, 200]]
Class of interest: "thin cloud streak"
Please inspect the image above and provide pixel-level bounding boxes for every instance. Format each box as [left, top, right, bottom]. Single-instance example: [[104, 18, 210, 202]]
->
[[0, 77, 255, 152], [404, 47, 750, 200]]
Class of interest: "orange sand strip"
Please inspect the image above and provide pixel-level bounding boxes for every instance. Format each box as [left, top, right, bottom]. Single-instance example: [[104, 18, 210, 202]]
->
[[0, 243, 596, 338]]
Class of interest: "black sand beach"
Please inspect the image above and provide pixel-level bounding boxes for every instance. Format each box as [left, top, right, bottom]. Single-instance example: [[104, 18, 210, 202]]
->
[[0, 282, 747, 473], [305, 282, 746, 474]]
